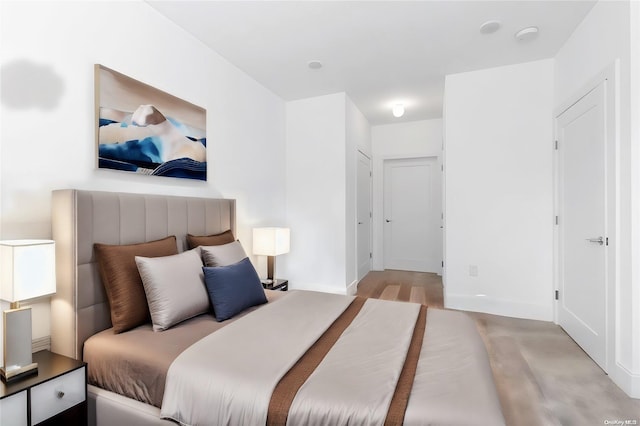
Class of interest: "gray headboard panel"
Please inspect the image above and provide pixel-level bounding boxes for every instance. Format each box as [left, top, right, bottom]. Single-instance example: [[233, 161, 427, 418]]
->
[[50, 189, 236, 360]]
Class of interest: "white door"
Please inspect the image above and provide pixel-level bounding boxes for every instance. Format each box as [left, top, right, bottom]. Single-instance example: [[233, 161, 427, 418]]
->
[[556, 82, 608, 371], [357, 151, 372, 280], [383, 157, 441, 272]]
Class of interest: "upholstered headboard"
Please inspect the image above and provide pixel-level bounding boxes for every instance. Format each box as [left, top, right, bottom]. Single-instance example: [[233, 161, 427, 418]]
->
[[50, 189, 236, 360]]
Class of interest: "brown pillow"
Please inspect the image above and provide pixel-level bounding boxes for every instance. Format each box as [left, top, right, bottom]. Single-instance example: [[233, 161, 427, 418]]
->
[[186, 229, 235, 249], [94, 236, 178, 333]]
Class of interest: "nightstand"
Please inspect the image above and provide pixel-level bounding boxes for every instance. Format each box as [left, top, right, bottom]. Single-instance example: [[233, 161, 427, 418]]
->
[[0, 350, 87, 426], [262, 279, 288, 291]]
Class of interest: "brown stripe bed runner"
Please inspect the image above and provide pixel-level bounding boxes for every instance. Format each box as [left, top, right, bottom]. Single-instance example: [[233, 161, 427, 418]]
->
[[385, 304, 428, 426], [267, 297, 428, 426]]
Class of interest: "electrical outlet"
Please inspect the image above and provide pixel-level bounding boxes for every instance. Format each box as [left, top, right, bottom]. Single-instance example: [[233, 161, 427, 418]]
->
[[469, 265, 478, 277]]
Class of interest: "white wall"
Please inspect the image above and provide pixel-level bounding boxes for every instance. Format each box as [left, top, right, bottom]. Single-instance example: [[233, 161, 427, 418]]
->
[[285, 93, 347, 294], [284, 93, 371, 294], [0, 1, 286, 364], [443, 59, 554, 321], [555, 0, 639, 397], [631, 1, 640, 397], [371, 119, 443, 270]]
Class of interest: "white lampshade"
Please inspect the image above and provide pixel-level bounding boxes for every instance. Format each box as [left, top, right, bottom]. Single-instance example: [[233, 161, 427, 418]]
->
[[253, 228, 290, 256], [0, 240, 56, 303]]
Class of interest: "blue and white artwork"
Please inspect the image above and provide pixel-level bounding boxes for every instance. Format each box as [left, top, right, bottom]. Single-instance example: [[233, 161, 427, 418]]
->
[[96, 65, 207, 181]]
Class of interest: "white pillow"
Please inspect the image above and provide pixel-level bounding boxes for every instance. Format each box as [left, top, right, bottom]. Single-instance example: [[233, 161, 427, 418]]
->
[[135, 249, 209, 331], [201, 240, 247, 267]]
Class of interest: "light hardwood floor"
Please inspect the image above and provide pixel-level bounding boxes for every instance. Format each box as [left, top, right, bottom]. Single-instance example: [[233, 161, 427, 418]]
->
[[356, 270, 444, 307], [356, 270, 640, 426]]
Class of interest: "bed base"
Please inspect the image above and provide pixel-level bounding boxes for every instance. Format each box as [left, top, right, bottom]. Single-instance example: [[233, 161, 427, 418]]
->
[[88, 385, 175, 426]]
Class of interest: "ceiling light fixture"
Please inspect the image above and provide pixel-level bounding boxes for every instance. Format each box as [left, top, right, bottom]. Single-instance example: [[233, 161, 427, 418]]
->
[[479, 20, 501, 35], [515, 26, 539, 42], [392, 104, 405, 118], [307, 60, 322, 70]]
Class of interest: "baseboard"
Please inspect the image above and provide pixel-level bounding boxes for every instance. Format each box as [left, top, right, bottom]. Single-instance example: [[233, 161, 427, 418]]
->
[[610, 361, 640, 399], [290, 282, 348, 295], [346, 280, 358, 296], [445, 293, 553, 321]]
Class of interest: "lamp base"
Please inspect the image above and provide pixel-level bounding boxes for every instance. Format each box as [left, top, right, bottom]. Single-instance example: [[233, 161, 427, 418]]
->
[[2, 306, 37, 382], [0, 362, 38, 382]]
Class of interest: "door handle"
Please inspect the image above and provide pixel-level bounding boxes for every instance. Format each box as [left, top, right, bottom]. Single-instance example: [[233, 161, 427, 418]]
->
[[586, 236, 604, 245], [385, 219, 391, 223], [358, 222, 363, 225]]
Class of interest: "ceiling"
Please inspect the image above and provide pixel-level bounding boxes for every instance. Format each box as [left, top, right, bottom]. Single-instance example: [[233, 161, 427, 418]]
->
[[147, 1, 596, 126]]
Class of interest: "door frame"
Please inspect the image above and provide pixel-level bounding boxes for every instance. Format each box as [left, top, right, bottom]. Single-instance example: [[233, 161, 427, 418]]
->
[[553, 62, 617, 373], [356, 149, 372, 280], [381, 155, 442, 273]]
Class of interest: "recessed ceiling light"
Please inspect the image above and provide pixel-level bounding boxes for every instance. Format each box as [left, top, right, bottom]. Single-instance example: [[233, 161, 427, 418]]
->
[[392, 104, 405, 118], [308, 60, 322, 70], [515, 26, 539, 42], [479, 20, 501, 35]]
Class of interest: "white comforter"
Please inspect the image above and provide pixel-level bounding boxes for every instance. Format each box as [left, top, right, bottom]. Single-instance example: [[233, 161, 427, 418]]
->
[[161, 291, 353, 425], [161, 291, 505, 426]]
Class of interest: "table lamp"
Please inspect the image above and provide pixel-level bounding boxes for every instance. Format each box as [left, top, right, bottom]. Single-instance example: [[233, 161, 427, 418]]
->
[[252, 228, 290, 285], [0, 240, 56, 382]]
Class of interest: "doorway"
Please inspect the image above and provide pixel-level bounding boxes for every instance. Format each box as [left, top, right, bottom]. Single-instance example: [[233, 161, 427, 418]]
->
[[555, 76, 615, 372], [357, 151, 372, 280], [383, 157, 441, 273]]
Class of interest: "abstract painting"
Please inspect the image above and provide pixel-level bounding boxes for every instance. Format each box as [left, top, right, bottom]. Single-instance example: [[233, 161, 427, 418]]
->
[[95, 65, 207, 181]]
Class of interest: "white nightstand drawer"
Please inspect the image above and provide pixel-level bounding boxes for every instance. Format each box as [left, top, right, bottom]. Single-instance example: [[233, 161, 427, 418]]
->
[[1, 390, 28, 426], [30, 366, 85, 425]]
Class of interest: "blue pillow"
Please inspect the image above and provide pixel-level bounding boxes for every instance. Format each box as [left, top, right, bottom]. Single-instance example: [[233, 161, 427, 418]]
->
[[203, 257, 267, 321]]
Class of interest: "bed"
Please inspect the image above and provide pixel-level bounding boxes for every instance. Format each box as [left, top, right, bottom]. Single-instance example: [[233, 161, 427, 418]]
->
[[50, 189, 505, 426]]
